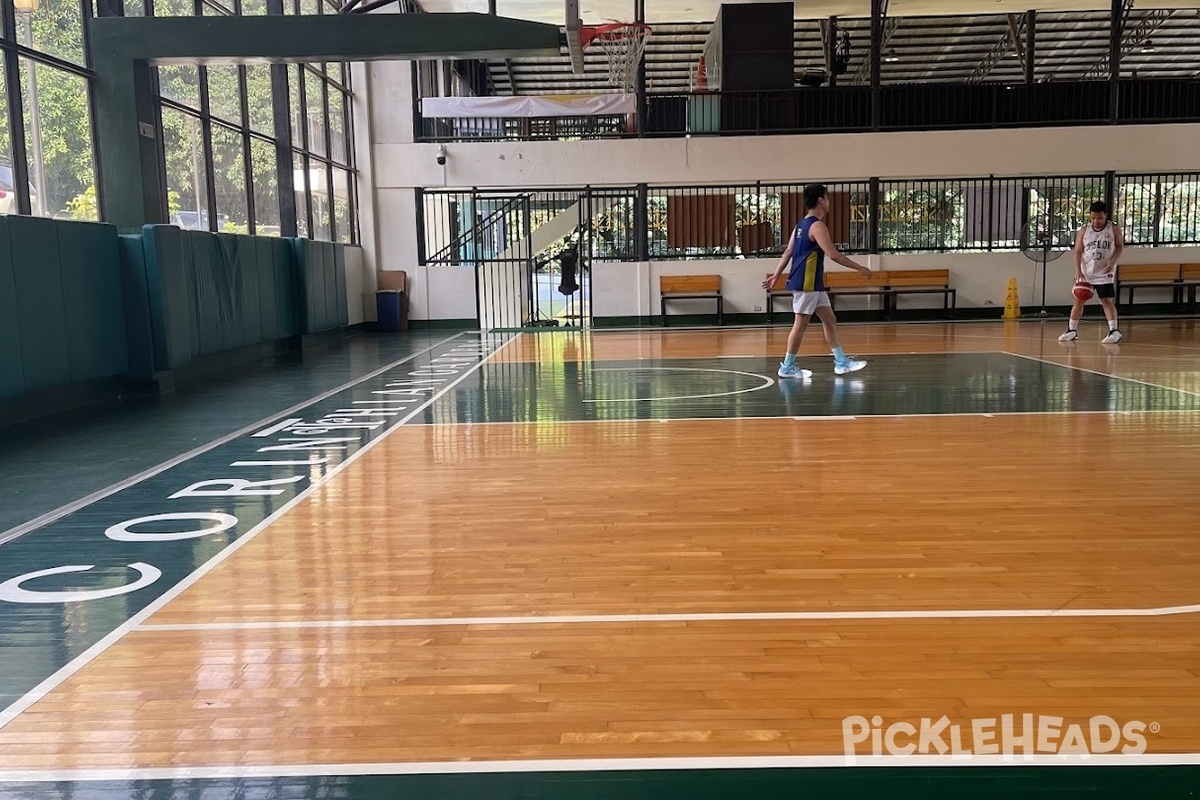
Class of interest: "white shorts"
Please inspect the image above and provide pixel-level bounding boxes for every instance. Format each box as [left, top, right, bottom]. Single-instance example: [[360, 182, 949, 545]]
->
[[792, 291, 832, 315]]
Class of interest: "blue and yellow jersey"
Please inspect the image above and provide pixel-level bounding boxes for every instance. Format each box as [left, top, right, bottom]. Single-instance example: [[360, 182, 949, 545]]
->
[[785, 215, 825, 293]]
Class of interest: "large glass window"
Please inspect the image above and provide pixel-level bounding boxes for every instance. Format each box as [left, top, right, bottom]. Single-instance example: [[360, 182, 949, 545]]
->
[[0, 0, 357, 235], [0, 0, 98, 220], [146, 1, 357, 240], [20, 60, 97, 220], [250, 135, 279, 234], [161, 106, 209, 228]]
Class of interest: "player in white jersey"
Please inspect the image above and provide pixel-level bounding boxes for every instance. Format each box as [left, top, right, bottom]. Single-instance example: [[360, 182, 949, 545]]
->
[[1059, 200, 1124, 344]]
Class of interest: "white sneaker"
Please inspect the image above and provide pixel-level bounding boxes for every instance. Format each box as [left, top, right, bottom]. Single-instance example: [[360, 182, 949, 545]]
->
[[778, 363, 813, 379], [1058, 329, 1078, 342], [1101, 329, 1124, 344], [834, 358, 867, 375]]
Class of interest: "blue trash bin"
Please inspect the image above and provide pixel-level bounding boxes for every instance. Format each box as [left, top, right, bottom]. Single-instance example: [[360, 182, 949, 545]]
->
[[376, 290, 404, 332]]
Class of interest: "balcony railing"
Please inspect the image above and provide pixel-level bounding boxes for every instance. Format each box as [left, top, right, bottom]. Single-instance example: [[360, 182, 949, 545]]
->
[[417, 79, 1200, 143]]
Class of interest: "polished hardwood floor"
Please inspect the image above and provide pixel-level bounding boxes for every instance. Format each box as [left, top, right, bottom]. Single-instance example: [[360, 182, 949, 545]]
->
[[1, 320, 1198, 778]]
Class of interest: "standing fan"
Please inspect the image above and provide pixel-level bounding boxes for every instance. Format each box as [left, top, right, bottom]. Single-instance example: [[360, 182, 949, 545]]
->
[[1021, 213, 1074, 318]]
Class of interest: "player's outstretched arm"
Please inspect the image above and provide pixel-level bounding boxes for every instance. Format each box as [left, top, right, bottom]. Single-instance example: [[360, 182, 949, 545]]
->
[[811, 220, 870, 276]]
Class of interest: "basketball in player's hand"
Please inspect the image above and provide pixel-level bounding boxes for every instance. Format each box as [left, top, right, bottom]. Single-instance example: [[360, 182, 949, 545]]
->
[[1073, 280, 1094, 301]]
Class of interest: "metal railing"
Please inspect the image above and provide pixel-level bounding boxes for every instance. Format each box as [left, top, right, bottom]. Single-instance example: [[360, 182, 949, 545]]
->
[[417, 79, 1200, 143], [419, 115, 631, 143], [421, 171, 1200, 265], [1116, 173, 1200, 246]]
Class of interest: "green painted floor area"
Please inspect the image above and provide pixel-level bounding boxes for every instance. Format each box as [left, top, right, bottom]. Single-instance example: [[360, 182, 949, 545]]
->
[[3, 764, 1200, 798], [0, 331, 462, 536], [0, 332, 500, 714], [415, 353, 1200, 425]]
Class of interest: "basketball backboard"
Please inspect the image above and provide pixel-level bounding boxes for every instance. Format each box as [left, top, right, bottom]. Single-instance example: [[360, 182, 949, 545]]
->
[[565, 0, 585, 73]]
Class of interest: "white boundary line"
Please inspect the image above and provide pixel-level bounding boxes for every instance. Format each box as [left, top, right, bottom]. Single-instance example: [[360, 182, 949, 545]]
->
[[584, 366, 775, 403], [1003, 350, 1200, 399], [791, 409, 1200, 421], [651, 350, 1003, 361], [0, 332, 519, 734], [413, 408, 1200, 429], [0, 332, 467, 547], [4, 751, 1200, 782], [137, 602, 1200, 633]]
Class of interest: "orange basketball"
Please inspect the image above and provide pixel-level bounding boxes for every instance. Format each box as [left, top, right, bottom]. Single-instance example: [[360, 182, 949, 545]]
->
[[1073, 281, 1094, 301]]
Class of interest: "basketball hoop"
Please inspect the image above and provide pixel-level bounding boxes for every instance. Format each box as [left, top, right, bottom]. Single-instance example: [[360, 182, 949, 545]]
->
[[580, 22, 651, 92]]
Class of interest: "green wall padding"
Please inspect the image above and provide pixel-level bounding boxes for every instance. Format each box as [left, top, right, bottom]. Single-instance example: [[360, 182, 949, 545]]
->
[[4, 221, 350, 410], [56, 219, 128, 383], [138, 226, 309, 373], [253, 237, 280, 341], [334, 244, 349, 328], [8, 217, 71, 391], [272, 237, 298, 339], [0, 217, 129, 402], [141, 224, 194, 371], [0, 221, 23, 400], [290, 238, 353, 335], [232, 234, 263, 348], [118, 233, 157, 384]]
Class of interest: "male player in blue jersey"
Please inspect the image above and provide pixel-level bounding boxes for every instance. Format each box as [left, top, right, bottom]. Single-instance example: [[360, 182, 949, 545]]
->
[[762, 183, 871, 379]]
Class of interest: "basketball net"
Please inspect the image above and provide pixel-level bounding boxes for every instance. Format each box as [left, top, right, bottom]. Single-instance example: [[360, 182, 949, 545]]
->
[[580, 22, 651, 92]]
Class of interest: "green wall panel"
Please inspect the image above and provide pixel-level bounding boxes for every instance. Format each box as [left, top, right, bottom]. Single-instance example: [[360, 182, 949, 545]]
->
[[0, 222, 23, 400], [57, 220, 128, 383], [8, 217, 71, 391]]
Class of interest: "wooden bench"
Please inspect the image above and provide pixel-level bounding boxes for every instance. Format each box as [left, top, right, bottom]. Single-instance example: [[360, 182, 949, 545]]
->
[[1116, 264, 1184, 313], [1182, 264, 1200, 314], [765, 270, 955, 322], [660, 275, 723, 327], [824, 271, 894, 318], [885, 269, 957, 319], [766, 271, 890, 323]]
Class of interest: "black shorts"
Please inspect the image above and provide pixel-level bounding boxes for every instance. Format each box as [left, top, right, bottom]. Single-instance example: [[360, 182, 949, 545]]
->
[[1093, 282, 1115, 299]]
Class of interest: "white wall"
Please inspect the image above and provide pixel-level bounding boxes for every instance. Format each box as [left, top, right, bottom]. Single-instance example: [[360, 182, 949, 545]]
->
[[591, 246, 1200, 320], [355, 57, 418, 321], [343, 245, 368, 325], [376, 123, 1200, 190], [404, 265, 477, 322]]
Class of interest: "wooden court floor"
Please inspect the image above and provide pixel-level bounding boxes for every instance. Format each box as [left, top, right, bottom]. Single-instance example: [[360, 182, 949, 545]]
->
[[1, 320, 1200, 797]]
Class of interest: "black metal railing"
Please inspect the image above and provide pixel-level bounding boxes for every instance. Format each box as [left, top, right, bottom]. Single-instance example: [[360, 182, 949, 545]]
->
[[422, 171, 1200, 265], [420, 115, 631, 142], [417, 79, 1200, 143], [423, 187, 639, 267]]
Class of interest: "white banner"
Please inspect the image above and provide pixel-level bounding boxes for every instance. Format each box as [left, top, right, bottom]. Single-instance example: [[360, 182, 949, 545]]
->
[[421, 94, 636, 119]]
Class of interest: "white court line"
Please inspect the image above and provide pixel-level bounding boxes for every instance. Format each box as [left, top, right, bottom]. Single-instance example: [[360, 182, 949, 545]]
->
[[584, 366, 774, 403], [791, 409, 1200, 421], [0, 332, 521, 734], [0, 331, 467, 547], [699, 350, 1001, 359], [138, 601, 1200, 633], [4, 752, 1200, 782], [591, 321, 1200, 354], [434, 409, 1200, 429], [1003, 350, 1200, 399]]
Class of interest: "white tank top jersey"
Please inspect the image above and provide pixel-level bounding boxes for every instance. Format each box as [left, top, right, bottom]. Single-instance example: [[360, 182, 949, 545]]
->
[[1081, 221, 1117, 284]]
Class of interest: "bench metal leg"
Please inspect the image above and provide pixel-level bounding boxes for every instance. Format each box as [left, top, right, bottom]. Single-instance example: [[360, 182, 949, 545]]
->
[[717, 296, 724, 326], [661, 296, 668, 327]]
